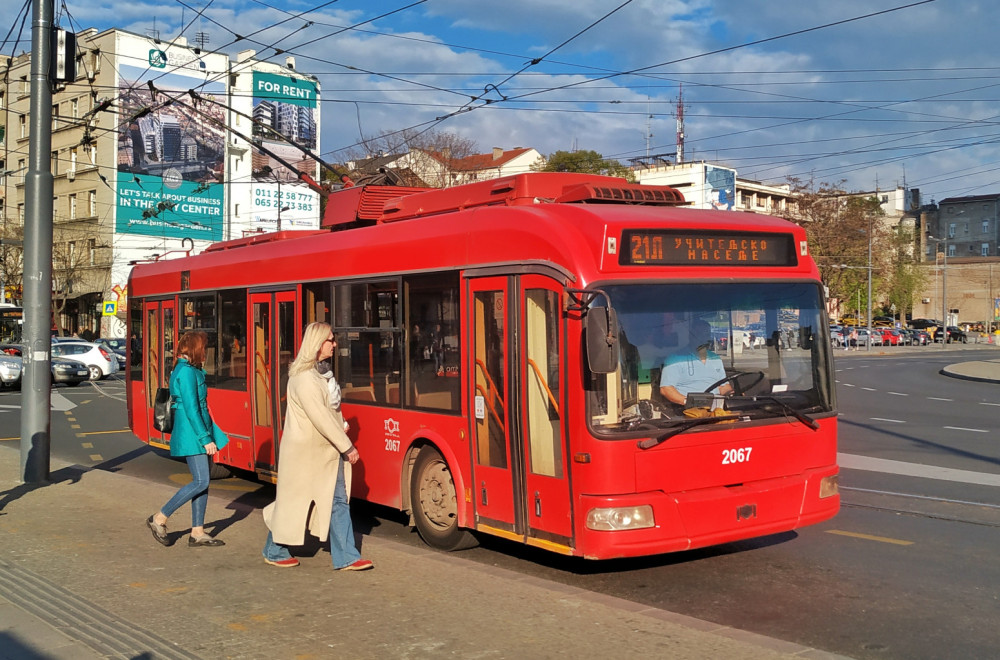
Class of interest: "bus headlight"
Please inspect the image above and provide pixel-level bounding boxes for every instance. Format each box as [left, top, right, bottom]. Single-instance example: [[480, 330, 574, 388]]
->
[[586, 505, 654, 531], [819, 474, 839, 498]]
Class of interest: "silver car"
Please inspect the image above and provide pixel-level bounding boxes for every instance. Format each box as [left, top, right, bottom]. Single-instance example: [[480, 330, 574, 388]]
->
[[51, 340, 119, 380]]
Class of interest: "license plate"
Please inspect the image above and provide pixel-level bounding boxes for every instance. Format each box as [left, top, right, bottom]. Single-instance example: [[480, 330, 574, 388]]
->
[[77, 370, 87, 376]]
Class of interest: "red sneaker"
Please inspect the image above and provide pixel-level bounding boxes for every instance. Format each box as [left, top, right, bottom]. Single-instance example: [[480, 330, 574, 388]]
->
[[338, 559, 374, 571], [264, 557, 299, 568]]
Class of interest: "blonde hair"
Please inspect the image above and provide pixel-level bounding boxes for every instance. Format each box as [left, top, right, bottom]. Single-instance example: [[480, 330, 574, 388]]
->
[[289, 322, 331, 376]]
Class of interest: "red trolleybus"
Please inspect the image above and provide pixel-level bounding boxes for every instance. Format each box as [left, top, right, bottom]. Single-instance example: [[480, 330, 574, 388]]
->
[[127, 173, 839, 559]]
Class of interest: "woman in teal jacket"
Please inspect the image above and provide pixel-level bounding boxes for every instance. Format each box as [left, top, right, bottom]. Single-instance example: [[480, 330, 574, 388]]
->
[[146, 331, 229, 547]]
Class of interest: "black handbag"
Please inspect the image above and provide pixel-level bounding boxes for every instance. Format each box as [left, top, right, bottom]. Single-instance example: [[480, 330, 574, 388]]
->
[[153, 387, 174, 433]]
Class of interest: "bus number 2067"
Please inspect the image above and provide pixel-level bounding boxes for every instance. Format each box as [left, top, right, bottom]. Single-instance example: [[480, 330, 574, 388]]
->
[[722, 447, 752, 464]]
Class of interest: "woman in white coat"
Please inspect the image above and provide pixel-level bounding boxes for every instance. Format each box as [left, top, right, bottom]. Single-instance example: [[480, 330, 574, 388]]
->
[[261, 322, 373, 571]]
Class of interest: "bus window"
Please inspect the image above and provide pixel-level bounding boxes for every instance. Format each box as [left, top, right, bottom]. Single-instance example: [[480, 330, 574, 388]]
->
[[474, 289, 507, 468], [164, 305, 174, 381], [587, 282, 833, 432], [218, 290, 247, 391], [180, 295, 216, 380], [525, 289, 562, 478], [303, 282, 331, 325], [403, 273, 460, 411]]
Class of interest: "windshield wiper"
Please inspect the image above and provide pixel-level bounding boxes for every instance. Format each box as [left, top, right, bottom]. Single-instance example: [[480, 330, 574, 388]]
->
[[637, 414, 741, 450], [727, 395, 820, 431]]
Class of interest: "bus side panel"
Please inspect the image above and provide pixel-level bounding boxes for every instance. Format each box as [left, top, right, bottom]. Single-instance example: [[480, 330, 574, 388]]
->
[[343, 404, 471, 523]]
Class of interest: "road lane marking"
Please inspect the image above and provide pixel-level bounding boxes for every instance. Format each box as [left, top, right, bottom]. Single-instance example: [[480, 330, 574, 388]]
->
[[943, 426, 989, 433], [88, 454, 103, 461], [861, 387, 876, 391], [887, 392, 908, 396], [927, 396, 952, 401], [870, 417, 905, 423], [979, 402, 1000, 407], [826, 530, 913, 546], [77, 429, 132, 436], [839, 453, 1000, 487], [81, 442, 93, 448]]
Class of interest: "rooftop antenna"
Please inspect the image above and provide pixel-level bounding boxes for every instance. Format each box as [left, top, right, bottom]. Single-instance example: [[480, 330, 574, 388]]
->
[[645, 96, 653, 160], [146, 17, 160, 43], [674, 83, 687, 164], [195, 32, 210, 51]]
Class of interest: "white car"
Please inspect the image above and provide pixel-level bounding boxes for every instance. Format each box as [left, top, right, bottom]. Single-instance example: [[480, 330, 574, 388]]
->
[[51, 341, 119, 380]]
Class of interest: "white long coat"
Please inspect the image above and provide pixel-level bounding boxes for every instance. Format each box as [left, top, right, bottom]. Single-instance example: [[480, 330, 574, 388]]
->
[[263, 368, 353, 546]]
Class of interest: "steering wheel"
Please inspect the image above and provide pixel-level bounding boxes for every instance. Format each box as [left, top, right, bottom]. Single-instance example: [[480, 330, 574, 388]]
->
[[704, 370, 766, 396]]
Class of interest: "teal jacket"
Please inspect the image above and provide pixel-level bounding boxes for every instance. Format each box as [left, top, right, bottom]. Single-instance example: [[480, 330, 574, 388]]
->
[[168, 359, 229, 457]]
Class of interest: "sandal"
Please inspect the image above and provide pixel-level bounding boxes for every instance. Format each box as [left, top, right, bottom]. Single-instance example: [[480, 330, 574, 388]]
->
[[188, 536, 225, 547], [146, 515, 170, 546]]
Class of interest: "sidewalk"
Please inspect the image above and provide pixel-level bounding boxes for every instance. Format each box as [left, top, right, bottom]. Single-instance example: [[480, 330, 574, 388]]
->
[[0, 445, 850, 659]]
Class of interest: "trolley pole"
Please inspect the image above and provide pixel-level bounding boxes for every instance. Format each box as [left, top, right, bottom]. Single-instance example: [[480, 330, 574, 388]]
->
[[20, 0, 55, 483]]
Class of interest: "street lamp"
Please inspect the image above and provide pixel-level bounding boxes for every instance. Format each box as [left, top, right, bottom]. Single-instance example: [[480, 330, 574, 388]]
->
[[927, 233, 948, 347]]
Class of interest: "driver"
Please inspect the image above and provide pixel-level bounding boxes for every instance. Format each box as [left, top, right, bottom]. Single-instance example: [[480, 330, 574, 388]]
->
[[659, 319, 733, 406]]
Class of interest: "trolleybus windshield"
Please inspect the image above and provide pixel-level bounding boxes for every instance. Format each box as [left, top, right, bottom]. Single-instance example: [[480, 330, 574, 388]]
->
[[587, 281, 833, 434]]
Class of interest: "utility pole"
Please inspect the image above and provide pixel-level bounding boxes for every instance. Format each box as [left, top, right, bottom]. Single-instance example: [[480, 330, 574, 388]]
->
[[20, 0, 55, 482]]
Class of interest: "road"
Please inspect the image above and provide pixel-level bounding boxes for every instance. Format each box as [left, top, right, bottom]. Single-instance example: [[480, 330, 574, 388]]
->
[[2, 345, 999, 659]]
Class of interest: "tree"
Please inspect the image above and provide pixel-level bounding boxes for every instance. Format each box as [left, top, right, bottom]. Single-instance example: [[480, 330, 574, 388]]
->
[[338, 128, 479, 164], [533, 150, 634, 181], [783, 177, 890, 319], [0, 223, 24, 305]]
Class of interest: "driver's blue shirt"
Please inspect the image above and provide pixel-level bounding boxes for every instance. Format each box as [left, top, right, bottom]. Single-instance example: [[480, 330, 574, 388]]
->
[[660, 348, 727, 396]]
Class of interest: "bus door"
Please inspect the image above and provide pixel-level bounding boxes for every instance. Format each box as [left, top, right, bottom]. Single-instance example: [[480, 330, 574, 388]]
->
[[469, 275, 571, 542], [517, 276, 571, 541], [249, 290, 297, 477], [469, 277, 517, 530], [143, 299, 175, 447]]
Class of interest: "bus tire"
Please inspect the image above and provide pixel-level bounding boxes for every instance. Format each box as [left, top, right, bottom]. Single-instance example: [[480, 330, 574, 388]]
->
[[410, 446, 477, 551], [208, 455, 232, 480]]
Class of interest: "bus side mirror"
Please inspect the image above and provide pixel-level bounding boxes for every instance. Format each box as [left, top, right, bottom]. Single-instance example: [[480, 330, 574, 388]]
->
[[586, 308, 619, 374]]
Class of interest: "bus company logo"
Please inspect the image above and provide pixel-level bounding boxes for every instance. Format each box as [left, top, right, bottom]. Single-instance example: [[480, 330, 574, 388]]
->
[[148, 49, 167, 68], [383, 418, 400, 437]]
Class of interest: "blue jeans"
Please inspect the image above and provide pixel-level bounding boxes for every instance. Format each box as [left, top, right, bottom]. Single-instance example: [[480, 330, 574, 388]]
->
[[161, 454, 210, 528], [262, 459, 360, 567]]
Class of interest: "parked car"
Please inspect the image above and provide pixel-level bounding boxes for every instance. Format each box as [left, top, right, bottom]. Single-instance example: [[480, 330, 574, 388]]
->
[[899, 328, 928, 345], [829, 325, 846, 347], [879, 328, 902, 346], [0, 344, 90, 387], [855, 328, 883, 347], [945, 326, 968, 343], [873, 316, 895, 328], [50, 340, 118, 380], [93, 338, 127, 369], [0, 347, 20, 389]]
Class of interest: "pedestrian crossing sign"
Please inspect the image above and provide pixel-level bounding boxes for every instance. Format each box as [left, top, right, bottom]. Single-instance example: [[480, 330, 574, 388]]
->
[[102, 301, 117, 316]]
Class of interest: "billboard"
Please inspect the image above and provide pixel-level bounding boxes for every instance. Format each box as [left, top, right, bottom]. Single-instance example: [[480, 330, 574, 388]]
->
[[705, 164, 735, 211], [116, 59, 226, 240], [250, 71, 320, 231]]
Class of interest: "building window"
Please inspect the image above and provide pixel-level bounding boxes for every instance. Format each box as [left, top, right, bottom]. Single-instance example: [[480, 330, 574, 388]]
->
[[948, 223, 956, 238], [89, 239, 96, 266], [52, 104, 59, 130], [19, 115, 26, 139], [17, 204, 24, 222], [51, 151, 59, 175], [71, 98, 79, 119], [89, 144, 97, 165], [89, 190, 96, 217], [70, 147, 78, 172], [983, 220, 990, 234], [947, 244, 956, 257], [983, 243, 990, 257], [69, 194, 77, 219], [68, 241, 76, 267]]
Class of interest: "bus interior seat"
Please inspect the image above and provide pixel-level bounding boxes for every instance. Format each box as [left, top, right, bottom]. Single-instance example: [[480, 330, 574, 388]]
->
[[342, 385, 376, 402]]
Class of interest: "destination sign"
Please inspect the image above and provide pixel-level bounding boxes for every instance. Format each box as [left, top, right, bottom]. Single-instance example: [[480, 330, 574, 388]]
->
[[620, 230, 797, 267]]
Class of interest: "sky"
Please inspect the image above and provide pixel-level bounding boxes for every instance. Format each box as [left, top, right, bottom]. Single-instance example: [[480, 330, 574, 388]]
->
[[4, 0, 999, 204]]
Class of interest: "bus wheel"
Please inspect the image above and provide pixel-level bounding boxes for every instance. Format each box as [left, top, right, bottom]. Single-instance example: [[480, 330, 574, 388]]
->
[[208, 455, 232, 480], [411, 446, 477, 551]]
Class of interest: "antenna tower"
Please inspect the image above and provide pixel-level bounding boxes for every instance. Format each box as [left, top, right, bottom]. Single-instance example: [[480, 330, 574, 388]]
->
[[675, 84, 687, 164]]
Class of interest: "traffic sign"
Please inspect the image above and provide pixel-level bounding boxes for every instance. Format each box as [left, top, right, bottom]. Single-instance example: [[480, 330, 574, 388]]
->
[[102, 301, 118, 316]]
